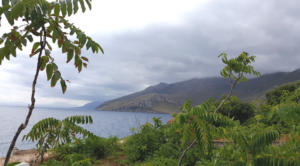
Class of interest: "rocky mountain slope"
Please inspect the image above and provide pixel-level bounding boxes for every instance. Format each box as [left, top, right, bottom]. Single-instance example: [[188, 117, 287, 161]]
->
[[97, 69, 300, 113]]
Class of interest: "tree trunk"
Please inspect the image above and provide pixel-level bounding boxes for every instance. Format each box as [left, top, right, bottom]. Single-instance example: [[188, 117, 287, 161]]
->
[[4, 28, 45, 166]]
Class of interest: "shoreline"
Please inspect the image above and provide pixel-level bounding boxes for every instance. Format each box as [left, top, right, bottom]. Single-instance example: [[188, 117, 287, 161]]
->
[[0, 148, 51, 165]]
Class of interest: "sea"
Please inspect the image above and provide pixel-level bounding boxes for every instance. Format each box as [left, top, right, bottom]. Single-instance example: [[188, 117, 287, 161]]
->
[[0, 106, 172, 156]]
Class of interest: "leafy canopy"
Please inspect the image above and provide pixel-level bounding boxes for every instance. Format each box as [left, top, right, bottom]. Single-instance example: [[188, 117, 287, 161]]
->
[[23, 115, 94, 161], [0, 0, 103, 93], [219, 51, 260, 83]]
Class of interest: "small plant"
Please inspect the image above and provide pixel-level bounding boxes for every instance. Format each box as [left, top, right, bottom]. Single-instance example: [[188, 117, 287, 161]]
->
[[23, 115, 94, 163]]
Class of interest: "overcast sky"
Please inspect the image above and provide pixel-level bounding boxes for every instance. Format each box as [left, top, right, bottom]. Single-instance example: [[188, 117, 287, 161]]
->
[[0, 0, 300, 107]]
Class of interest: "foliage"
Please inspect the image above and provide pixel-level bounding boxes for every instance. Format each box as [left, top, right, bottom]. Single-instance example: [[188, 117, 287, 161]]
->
[[54, 136, 118, 160], [23, 115, 94, 162], [124, 118, 165, 162], [215, 52, 260, 113], [218, 96, 255, 123], [141, 157, 177, 166], [0, 0, 103, 92], [265, 81, 300, 105], [219, 52, 260, 83], [7, 162, 21, 166], [121, 54, 300, 166], [175, 100, 236, 161], [0, 0, 103, 164], [42, 136, 119, 166], [41, 154, 92, 166]]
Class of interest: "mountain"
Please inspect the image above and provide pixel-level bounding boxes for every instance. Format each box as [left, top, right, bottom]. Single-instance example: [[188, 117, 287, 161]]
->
[[97, 69, 300, 113], [77, 101, 104, 110]]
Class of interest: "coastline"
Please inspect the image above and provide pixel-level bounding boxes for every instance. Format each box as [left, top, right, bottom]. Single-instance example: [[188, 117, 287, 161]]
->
[[0, 149, 51, 165]]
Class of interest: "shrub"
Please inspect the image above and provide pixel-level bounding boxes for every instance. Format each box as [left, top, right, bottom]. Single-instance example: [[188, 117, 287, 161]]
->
[[265, 81, 300, 105], [125, 121, 165, 162], [219, 96, 255, 123], [54, 136, 118, 160], [154, 142, 180, 159]]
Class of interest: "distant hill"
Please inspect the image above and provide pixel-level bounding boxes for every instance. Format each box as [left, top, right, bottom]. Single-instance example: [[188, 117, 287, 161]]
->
[[77, 101, 104, 110], [97, 69, 300, 114]]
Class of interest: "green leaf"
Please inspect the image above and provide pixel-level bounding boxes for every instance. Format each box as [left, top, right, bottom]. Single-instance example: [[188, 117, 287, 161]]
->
[[75, 55, 82, 72], [51, 71, 61, 87], [73, 0, 79, 14], [32, 42, 40, 53], [85, 0, 91, 10], [0, 47, 10, 63], [46, 63, 54, 80], [40, 56, 49, 71], [52, 63, 58, 71], [78, 60, 82, 72], [2, 0, 9, 6], [81, 56, 88, 62], [78, 32, 87, 46], [67, 49, 74, 63], [26, 35, 33, 42], [66, 0, 72, 16], [60, 79, 67, 94], [61, 1, 67, 17], [79, 0, 86, 13], [54, 3, 60, 17]]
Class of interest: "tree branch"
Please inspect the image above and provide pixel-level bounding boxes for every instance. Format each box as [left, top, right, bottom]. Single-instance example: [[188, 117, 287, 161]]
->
[[177, 139, 197, 166], [4, 26, 46, 166]]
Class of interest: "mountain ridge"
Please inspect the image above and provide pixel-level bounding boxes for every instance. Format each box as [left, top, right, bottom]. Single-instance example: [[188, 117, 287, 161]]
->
[[97, 69, 300, 113]]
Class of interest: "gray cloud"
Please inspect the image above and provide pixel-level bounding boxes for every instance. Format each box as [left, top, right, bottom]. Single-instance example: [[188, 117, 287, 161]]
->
[[1, 0, 300, 106]]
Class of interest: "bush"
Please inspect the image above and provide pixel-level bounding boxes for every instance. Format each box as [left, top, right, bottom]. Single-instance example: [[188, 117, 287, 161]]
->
[[154, 142, 180, 159], [265, 81, 300, 105], [219, 96, 255, 123], [125, 121, 165, 162], [50, 136, 118, 165], [80, 136, 118, 159], [55, 136, 118, 160]]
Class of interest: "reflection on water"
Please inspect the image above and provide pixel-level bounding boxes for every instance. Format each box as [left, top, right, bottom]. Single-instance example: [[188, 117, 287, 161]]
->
[[0, 106, 172, 156]]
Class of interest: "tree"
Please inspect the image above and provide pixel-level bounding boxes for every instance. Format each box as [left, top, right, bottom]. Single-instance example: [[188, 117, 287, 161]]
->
[[23, 115, 94, 163], [0, 0, 103, 165], [177, 52, 260, 166], [214, 52, 260, 113]]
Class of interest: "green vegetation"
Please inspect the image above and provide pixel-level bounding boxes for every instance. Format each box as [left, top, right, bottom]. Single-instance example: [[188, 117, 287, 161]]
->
[[1, 1, 299, 165], [218, 96, 255, 123], [13, 52, 299, 166], [7, 162, 21, 166], [23, 115, 94, 163], [0, 0, 102, 165]]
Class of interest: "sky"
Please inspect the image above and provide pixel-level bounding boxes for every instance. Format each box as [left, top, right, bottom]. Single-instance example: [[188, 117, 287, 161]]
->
[[0, 0, 300, 107]]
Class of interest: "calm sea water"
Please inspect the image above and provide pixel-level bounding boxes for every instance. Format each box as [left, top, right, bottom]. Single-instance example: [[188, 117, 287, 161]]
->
[[0, 106, 172, 156]]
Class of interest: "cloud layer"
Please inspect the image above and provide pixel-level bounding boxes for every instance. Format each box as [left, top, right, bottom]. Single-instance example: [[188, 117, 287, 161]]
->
[[1, 0, 300, 107]]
